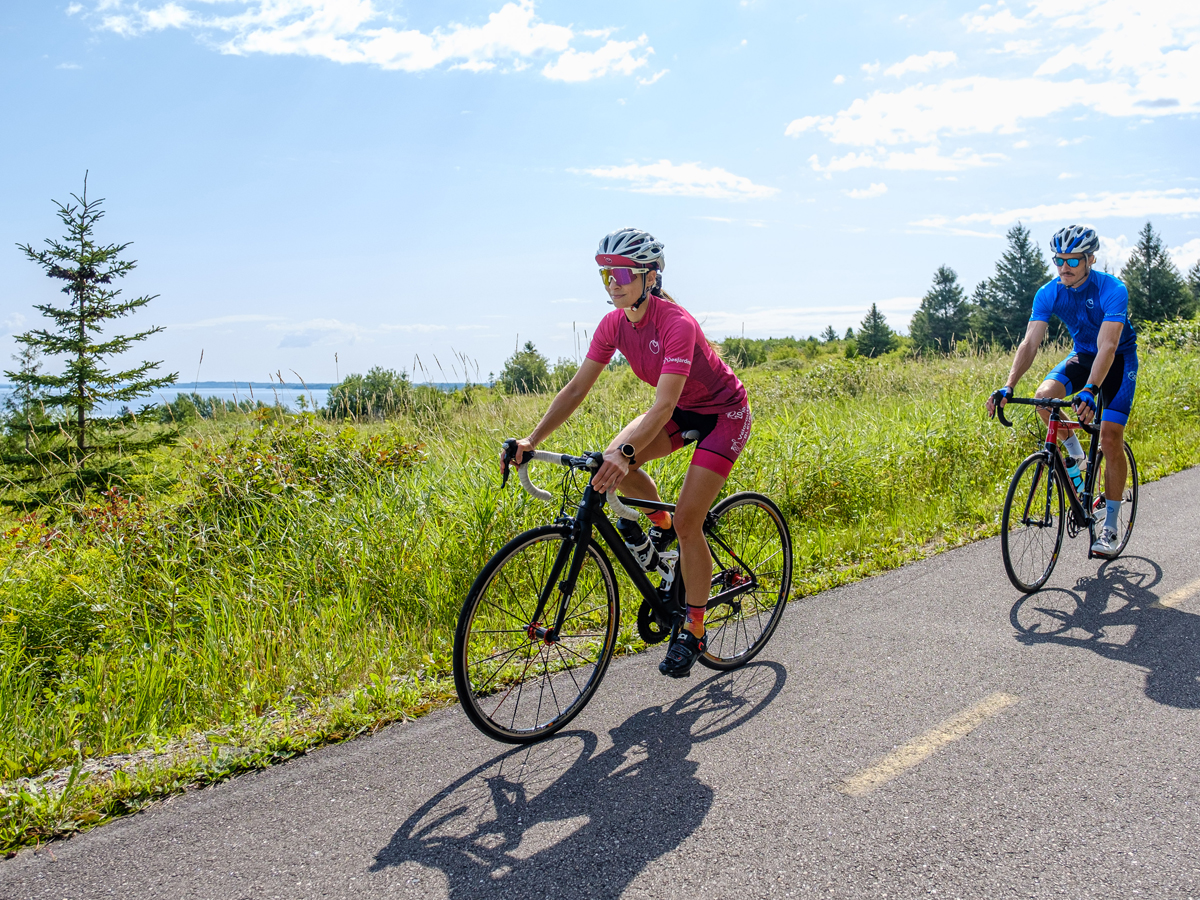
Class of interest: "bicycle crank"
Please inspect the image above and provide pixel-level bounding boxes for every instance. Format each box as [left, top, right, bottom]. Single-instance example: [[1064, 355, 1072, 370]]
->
[[637, 598, 672, 644]]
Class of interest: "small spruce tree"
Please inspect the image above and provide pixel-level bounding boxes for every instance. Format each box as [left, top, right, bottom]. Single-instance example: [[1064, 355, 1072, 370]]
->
[[1121, 222, 1196, 323], [1187, 260, 1200, 313], [857, 303, 895, 358], [910, 265, 972, 354], [820, 325, 839, 343], [5, 176, 176, 500], [973, 222, 1053, 349]]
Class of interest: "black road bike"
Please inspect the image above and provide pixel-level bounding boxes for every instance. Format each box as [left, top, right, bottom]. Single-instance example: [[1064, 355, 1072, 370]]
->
[[452, 442, 793, 743], [994, 395, 1138, 593]]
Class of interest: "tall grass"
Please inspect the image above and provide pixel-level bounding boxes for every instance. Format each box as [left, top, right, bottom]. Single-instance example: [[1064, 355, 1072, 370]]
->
[[2, 345, 1199, 800]]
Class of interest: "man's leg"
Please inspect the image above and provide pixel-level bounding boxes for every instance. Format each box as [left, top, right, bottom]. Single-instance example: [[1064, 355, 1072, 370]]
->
[[1099, 420, 1127, 503]]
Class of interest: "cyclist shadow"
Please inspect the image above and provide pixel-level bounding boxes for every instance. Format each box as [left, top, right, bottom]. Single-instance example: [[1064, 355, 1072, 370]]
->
[[1010, 555, 1200, 709], [370, 661, 786, 898]]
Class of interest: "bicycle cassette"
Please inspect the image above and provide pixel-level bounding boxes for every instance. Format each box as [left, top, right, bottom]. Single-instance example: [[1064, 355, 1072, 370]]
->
[[637, 598, 672, 645]]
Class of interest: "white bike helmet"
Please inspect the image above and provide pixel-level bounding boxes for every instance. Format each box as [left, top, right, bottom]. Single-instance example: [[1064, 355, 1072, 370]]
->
[[1050, 224, 1100, 255], [595, 227, 666, 270]]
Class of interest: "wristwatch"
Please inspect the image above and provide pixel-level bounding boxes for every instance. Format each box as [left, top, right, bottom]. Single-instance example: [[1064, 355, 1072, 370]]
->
[[618, 443, 637, 465]]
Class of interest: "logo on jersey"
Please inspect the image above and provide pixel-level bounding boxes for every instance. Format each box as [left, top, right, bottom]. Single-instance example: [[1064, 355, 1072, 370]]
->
[[665, 356, 691, 365], [1085, 297, 1094, 309], [649, 339, 660, 354], [1128, 370, 1137, 382]]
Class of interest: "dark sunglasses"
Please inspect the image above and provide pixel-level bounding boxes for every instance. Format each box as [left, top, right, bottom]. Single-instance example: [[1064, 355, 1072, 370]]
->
[[1053, 256, 1085, 268]]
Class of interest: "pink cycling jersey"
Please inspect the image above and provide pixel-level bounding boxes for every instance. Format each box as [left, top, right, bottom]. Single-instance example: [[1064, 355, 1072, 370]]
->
[[585, 295, 747, 413]]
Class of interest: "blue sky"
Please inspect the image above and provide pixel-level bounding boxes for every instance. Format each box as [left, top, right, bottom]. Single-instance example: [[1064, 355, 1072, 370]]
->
[[2, 1, 1198, 384]]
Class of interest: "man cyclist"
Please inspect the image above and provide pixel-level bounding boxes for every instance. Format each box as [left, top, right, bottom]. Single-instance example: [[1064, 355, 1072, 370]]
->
[[986, 224, 1138, 557]]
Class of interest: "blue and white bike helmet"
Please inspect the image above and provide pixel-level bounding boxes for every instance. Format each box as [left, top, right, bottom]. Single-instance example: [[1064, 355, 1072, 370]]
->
[[1050, 224, 1100, 255]]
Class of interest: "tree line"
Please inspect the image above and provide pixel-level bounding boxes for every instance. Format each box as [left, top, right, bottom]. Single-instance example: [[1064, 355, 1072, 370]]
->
[[907, 221, 1200, 355]]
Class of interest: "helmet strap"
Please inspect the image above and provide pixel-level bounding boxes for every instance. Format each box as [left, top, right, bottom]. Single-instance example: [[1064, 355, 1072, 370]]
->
[[630, 272, 652, 310]]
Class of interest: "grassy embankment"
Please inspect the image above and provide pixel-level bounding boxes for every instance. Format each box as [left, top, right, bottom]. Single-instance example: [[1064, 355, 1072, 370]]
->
[[3, 338, 1199, 850]]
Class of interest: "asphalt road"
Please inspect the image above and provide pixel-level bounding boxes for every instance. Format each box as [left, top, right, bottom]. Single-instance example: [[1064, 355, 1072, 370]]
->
[[5, 465, 1200, 900]]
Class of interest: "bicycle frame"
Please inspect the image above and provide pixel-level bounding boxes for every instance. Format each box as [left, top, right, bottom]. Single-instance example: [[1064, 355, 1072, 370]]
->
[[523, 473, 758, 644], [998, 394, 1105, 554]]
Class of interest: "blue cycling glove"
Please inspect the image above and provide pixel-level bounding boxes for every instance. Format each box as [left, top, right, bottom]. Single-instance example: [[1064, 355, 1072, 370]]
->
[[1073, 388, 1096, 415], [991, 386, 1012, 404]]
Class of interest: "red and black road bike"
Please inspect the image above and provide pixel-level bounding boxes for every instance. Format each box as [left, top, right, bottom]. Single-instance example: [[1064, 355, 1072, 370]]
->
[[992, 395, 1138, 593]]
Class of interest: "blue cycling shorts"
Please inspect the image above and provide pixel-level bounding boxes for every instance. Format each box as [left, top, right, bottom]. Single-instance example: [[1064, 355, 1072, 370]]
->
[[1045, 350, 1138, 426]]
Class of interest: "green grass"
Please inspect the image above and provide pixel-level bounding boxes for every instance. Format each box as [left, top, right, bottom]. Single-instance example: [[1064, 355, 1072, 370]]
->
[[3, 342, 1200, 851]]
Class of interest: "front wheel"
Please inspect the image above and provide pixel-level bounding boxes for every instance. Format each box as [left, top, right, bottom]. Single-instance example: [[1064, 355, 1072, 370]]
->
[[1001, 453, 1065, 593], [698, 492, 793, 670], [1091, 440, 1139, 557], [453, 525, 620, 744]]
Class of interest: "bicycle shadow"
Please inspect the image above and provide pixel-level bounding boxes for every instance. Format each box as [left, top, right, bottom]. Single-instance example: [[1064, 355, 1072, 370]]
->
[[371, 661, 786, 898], [1010, 556, 1200, 708]]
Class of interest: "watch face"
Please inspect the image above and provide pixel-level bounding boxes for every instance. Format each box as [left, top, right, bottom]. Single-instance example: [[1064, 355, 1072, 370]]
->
[[620, 443, 636, 459]]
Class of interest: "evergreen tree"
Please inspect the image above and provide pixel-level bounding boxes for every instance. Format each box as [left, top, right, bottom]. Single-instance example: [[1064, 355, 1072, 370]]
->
[[5, 177, 176, 500], [1121, 222, 1196, 323], [1188, 260, 1200, 313], [910, 265, 972, 353], [844, 327, 855, 341], [820, 325, 839, 343], [857, 303, 895, 358], [973, 222, 1052, 349], [498, 341, 551, 394]]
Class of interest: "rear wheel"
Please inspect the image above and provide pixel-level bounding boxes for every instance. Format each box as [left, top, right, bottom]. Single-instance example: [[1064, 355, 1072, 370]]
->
[[698, 492, 793, 670], [453, 525, 619, 743], [1001, 453, 1065, 593], [1091, 440, 1139, 557]]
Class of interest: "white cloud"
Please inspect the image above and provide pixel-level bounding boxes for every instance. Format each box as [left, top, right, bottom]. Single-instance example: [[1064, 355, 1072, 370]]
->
[[543, 35, 649, 81], [952, 189, 1200, 226], [884, 50, 956, 77], [86, 1, 652, 81], [637, 68, 668, 85], [579, 160, 778, 200], [172, 313, 281, 330], [693, 296, 920, 339], [809, 146, 1005, 173], [1097, 234, 1134, 271], [845, 182, 888, 199], [962, 6, 1029, 34], [1170, 238, 1200, 272], [56, 62, 82, 69], [271, 318, 448, 348], [786, 4, 1200, 170], [3, 312, 27, 332], [833, 74, 845, 84], [861, 61, 880, 75], [786, 76, 1094, 147]]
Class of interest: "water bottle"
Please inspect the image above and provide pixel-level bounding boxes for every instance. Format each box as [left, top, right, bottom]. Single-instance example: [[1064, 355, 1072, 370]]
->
[[1064, 455, 1085, 496], [617, 518, 662, 573]]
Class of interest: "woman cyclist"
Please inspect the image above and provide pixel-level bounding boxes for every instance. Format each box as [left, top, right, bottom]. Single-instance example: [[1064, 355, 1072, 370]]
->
[[511, 227, 752, 678]]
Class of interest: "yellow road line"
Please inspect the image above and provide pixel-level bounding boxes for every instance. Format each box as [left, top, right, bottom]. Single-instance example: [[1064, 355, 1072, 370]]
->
[[837, 692, 1019, 797], [1149, 576, 1200, 610]]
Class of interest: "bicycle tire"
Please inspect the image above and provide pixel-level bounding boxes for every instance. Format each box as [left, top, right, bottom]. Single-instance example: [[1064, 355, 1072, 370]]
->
[[1001, 453, 1065, 593], [698, 491, 793, 670], [453, 524, 620, 744], [1091, 440, 1139, 558]]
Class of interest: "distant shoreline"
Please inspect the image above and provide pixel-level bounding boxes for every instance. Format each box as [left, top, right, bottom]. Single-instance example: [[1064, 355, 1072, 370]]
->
[[0, 381, 470, 392]]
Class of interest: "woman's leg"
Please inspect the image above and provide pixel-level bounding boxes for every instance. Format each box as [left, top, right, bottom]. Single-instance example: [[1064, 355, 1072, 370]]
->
[[673, 464, 728, 637], [606, 414, 675, 503]]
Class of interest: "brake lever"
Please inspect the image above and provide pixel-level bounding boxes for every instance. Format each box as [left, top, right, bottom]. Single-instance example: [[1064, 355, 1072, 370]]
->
[[990, 390, 1013, 428], [500, 438, 518, 487]]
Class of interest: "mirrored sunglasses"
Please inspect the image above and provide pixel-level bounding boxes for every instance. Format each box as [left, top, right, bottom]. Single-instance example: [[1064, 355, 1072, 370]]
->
[[1053, 256, 1084, 268], [599, 266, 649, 286]]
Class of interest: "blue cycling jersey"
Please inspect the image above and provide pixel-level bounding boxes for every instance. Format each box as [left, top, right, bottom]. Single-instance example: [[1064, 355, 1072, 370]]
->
[[1030, 269, 1138, 356]]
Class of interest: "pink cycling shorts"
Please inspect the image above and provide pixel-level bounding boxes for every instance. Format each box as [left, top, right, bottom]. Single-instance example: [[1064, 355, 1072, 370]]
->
[[664, 405, 752, 479]]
